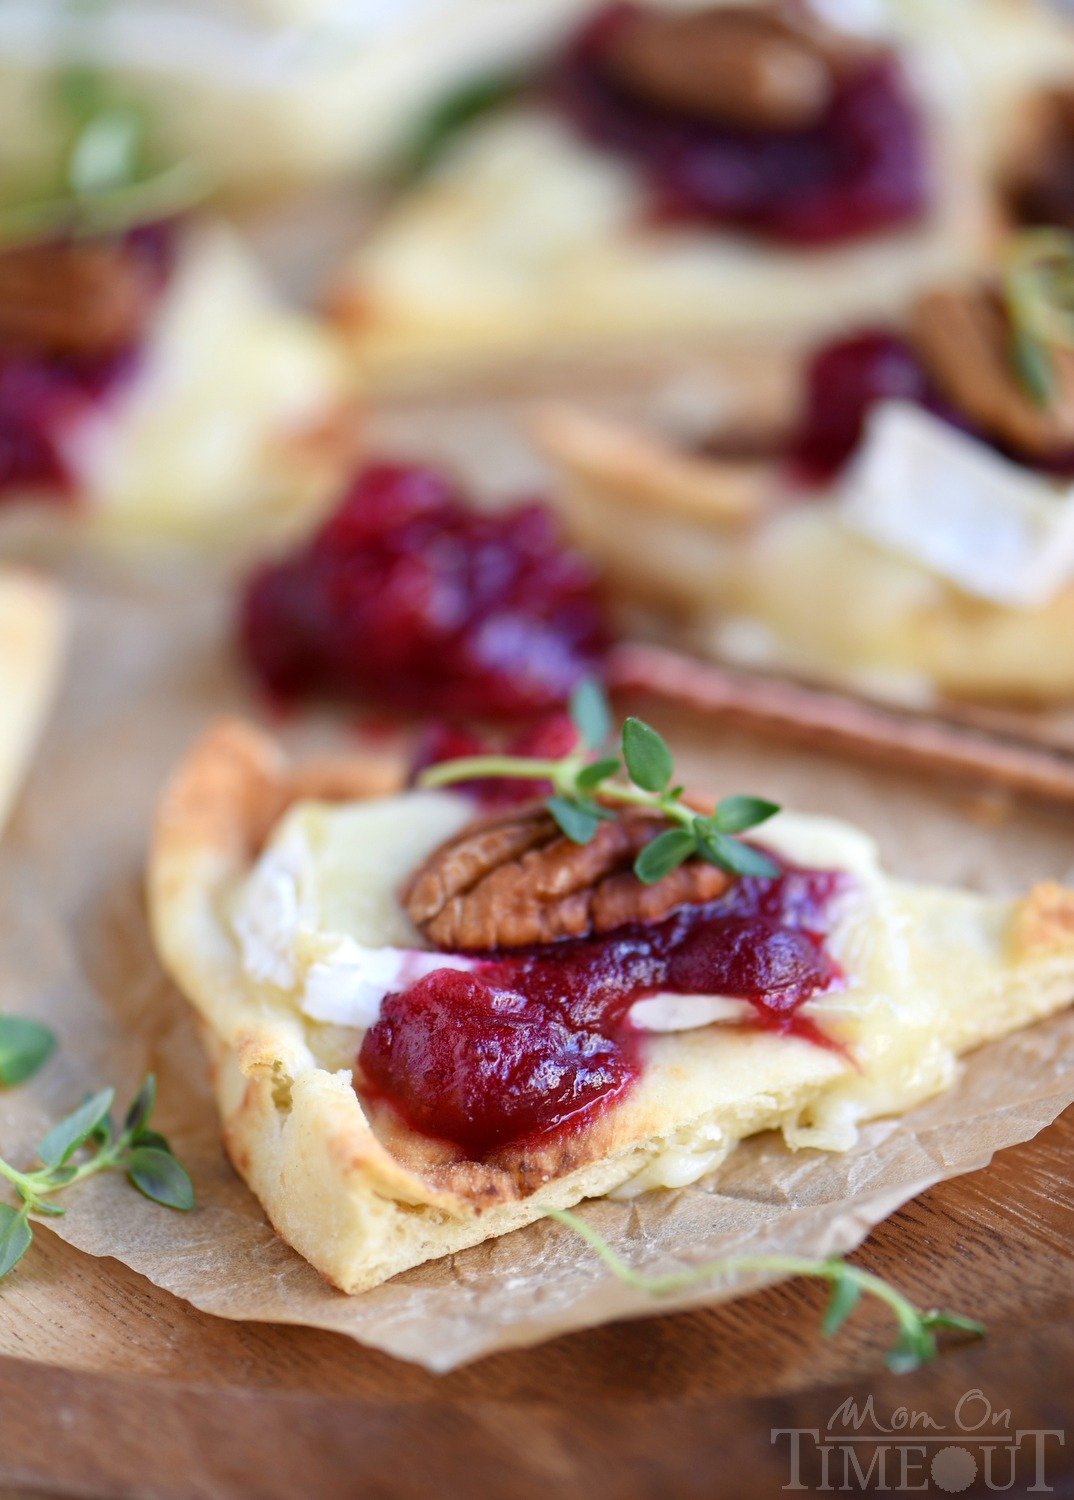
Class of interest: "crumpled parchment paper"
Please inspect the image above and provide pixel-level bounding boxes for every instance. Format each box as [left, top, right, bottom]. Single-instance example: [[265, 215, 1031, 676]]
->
[[2, 560, 1074, 1372]]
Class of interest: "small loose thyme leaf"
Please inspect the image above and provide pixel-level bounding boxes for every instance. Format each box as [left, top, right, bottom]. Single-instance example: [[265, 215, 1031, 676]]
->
[[398, 72, 523, 182], [1002, 229, 1074, 409], [622, 717, 674, 794], [0, 1205, 32, 1279], [577, 756, 620, 791], [547, 796, 604, 845], [125, 1147, 195, 1211], [714, 795, 781, 836], [696, 827, 780, 880], [1009, 323, 1054, 409], [545, 1208, 984, 1373], [570, 679, 613, 751], [124, 1074, 157, 1137], [633, 828, 698, 885], [37, 1088, 115, 1170], [821, 1272, 862, 1337], [0, 1017, 56, 1087]]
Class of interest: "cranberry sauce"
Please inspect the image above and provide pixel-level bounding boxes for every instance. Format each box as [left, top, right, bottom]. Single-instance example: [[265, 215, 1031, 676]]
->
[[551, 4, 929, 245], [358, 863, 847, 1158], [241, 464, 612, 721], [787, 329, 1074, 487], [0, 224, 174, 500]]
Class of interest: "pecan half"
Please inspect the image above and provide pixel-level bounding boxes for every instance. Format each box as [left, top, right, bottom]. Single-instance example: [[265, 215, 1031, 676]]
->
[[404, 805, 732, 950], [0, 239, 161, 358], [602, 5, 865, 133], [909, 286, 1074, 459]]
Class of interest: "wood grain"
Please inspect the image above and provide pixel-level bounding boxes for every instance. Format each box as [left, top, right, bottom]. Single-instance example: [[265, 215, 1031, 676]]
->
[[1, 1106, 1072, 1498]]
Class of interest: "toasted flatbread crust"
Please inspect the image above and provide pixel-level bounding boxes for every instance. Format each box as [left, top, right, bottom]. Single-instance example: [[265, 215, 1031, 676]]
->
[[148, 720, 1074, 1291], [0, 570, 64, 835]]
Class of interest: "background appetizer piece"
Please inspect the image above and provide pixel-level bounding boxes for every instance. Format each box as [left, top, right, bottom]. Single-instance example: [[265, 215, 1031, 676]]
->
[[538, 236, 1074, 705], [0, 568, 63, 836], [0, 72, 358, 547], [0, 0, 588, 197], [330, 0, 1073, 388], [148, 710, 1074, 1294]]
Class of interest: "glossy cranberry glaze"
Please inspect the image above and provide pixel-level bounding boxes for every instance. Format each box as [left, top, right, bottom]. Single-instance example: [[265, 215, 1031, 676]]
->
[[787, 329, 1074, 486], [358, 863, 847, 1157], [0, 224, 174, 500], [242, 464, 612, 720], [552, 4, 929, 244]]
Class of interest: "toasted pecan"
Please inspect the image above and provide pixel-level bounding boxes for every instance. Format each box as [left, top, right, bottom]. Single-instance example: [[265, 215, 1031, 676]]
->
[[909, 286, 1074, 459], [602, 5, 863, 133], [0, 239, 161, 358], [403, 804, 731, 949]]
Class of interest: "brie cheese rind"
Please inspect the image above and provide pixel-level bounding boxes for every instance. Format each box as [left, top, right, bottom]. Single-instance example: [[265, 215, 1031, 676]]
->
[[0, 569, 64, 835], [149, 719, 1074, 1293], [538, 402, 1074, 704], [9, 226, 357, 547], [331, 0, 1074, 388]]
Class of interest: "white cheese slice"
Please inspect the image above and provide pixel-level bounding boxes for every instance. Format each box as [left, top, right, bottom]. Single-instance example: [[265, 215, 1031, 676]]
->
[[839, 400, 1074, 609]]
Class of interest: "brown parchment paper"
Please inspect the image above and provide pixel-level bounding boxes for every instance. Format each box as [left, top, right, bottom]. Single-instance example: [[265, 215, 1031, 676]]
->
[[3, 561, 1074, 1373]]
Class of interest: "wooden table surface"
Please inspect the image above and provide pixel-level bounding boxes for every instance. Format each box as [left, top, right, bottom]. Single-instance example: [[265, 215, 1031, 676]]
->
[[0, 1101, 1072, 1499]]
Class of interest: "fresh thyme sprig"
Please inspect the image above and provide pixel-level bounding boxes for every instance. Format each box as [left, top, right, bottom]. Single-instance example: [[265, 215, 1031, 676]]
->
[[0, 1073, 194, 1281], [418, 681, 781, 885], [546, 1207, 985, 1373], [1003, 228, 1074, 409]]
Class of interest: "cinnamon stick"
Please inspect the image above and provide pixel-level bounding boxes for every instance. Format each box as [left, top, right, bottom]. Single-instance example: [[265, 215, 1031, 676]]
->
[[609, 642, 1074, 807]]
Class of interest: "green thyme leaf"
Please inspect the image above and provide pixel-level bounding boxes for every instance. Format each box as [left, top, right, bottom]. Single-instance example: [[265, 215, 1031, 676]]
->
[[123, 1074, 156, 1138], [125, 1147, 195, 1212], [886, 1324, 936, 1375], [0, 1017, 56, 1087], [130, 1128, 171, 1154], [37, 1088, 115, 1169], [1009, 325, 1054, 409], [922, 1309, 987, 1338], [634, 828, 698, 885], [714, 795, 780, 836], [67, 104, 145, 199], [821, 1272, 862, 1338], [696, 828, 780, 880], [570, 679, 612, 751], [577, 756, 620, 791], [547, 797, 603, 845], [622, 717, 674, 794], [0, 1205, 33, 1280], [399, 73, 522, 182]]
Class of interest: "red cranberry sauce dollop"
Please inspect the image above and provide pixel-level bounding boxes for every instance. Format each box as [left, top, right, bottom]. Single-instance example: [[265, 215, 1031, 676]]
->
[[241, 464, 612, 720], [0, 225, 174, 500], [357, 862, 848, 1158], [550, 4, 929, 244], [787, 330, 1074, 487]]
